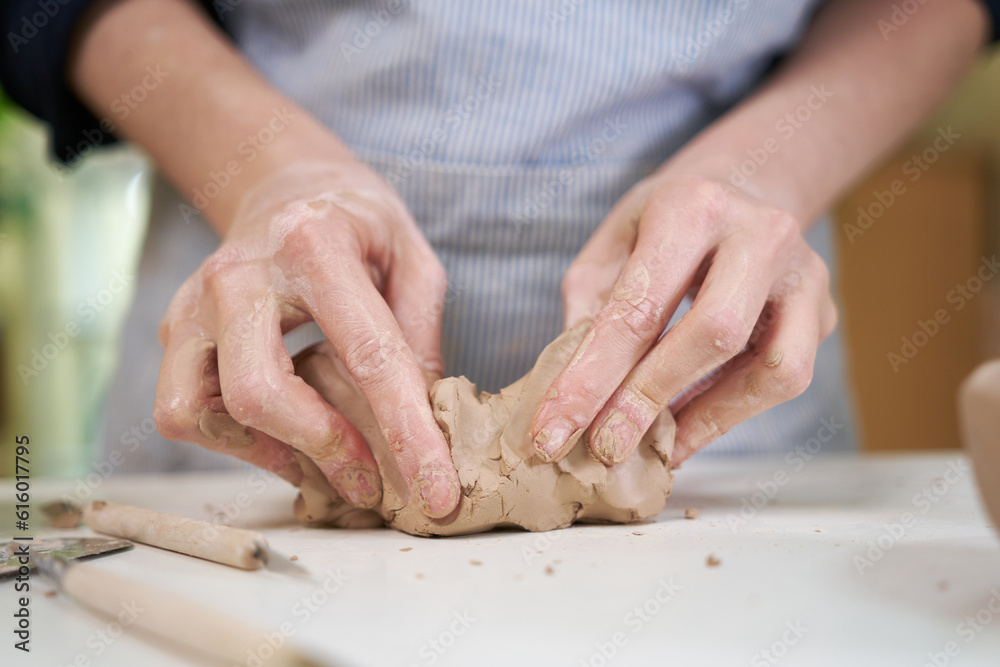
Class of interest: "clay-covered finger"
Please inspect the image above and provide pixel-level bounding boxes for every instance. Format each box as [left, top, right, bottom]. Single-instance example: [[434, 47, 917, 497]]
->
[[154, 320, 303, 485], [670, 285, 823, 465], [295, 238, 461, 519], [531, 208, 716, 462], [586, 237, 789, 466], [211, 266, 382, 508]]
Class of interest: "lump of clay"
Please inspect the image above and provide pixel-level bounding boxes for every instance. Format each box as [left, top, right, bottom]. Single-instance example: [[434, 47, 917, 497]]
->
[[292, 323, 675, 537]]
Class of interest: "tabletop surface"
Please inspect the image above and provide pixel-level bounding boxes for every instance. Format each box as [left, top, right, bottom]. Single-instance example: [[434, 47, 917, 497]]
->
[[2, 451, 999, 667]]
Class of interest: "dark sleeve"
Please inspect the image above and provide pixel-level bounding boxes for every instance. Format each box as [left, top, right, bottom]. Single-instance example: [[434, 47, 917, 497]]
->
[[0, 0, 228, 165], [983, 0, 1000, 41]]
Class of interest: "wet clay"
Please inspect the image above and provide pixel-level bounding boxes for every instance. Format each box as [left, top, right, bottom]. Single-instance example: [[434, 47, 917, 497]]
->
[[292, 323, 676, 536]]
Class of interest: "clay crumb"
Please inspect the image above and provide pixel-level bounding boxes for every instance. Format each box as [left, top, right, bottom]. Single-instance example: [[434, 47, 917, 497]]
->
[[545, 566, 555, 576], [684, 508, 698, 520], [470, 559, 482, 566], [44, 590, 57, 598], [763, 348, 783, 367], [400, 547, 413, 552], [289, 555, 299, 561], [814, 529, 821, 533], [706, 555, 721, 567], [632, 532, 644, 536], [415, 573, 425, 579]]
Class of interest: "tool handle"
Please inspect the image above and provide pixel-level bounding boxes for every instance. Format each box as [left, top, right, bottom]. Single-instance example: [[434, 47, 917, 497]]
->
[[83, 500, 265, 569], [58, 561, 322, 666]]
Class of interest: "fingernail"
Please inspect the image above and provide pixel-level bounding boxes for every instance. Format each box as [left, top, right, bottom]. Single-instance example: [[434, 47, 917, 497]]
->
[[332, 465, 382, 508], [591, 409, 639, 466], [534, 417, 580, 461], [412, 467, 459, 518]]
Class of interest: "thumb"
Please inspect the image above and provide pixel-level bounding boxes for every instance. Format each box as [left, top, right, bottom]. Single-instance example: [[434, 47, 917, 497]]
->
[[563, 198, 641, 329]]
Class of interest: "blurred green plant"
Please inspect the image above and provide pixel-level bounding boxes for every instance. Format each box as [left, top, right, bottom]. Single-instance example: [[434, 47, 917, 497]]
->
[[0, 88, 151, 477]]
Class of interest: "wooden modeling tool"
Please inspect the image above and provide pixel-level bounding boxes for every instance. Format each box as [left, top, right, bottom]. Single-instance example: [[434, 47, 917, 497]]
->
[[80, 500, 308, 575]]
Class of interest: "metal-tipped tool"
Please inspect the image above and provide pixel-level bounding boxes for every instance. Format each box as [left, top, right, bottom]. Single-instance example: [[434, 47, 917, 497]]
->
[[0, 536, 132, 576]]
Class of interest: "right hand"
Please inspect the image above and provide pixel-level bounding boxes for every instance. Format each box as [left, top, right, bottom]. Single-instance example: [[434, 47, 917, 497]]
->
[[153, 160, 461, 518]]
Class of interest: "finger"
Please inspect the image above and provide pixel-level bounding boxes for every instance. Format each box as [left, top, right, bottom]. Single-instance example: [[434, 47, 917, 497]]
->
[[670, 277, 828, 466], [587, 236, 785, 465], [561, 185, 646, 329], [297, 235, 460, 518], [154, 318, 304, 485], [532, 192, 724, 462], [384, 239, 449, 383], [212, 265, 382, 509]]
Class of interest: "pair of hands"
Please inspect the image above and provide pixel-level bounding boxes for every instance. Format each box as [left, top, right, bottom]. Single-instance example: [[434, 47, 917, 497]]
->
[[154, 160, 836, 520]]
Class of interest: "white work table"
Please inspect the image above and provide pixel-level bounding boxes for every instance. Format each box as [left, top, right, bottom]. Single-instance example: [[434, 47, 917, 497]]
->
[[3, 452, 999, 666]]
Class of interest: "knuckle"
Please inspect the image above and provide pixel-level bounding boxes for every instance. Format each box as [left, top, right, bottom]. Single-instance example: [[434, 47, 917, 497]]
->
[[153, 398, 196, 441], [767, 209, 800, 245], [766, 353, 813, 400], [698, 308, 752, 358], [343, 333, 408, 389], [221, 374, 273, 426], [626, 380, 666, 413], [608, 294, 666, 343]]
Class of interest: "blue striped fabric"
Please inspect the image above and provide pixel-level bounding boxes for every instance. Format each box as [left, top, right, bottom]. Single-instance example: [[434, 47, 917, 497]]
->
[[101, 0, 857, 471]]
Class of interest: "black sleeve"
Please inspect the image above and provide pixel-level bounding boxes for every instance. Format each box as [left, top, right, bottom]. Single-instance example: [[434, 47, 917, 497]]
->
[[2, 1, 999, 166], [983, 0, 1000, 41], [0, 0, 228, 165]]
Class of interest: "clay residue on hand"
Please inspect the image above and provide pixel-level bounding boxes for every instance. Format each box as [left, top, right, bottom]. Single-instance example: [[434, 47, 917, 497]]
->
[[291, 323, 676, 537], [198, 407, 255, 448]]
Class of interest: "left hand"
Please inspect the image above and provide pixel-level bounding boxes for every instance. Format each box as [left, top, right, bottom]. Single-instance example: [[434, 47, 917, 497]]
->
[[530, 174, 838, 467]]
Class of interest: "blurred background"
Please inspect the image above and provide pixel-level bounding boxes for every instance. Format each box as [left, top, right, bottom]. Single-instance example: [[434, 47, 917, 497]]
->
[[1, 50, 999, 478]]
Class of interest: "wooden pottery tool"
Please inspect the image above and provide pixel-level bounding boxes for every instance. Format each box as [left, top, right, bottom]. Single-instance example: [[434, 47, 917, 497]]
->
[[45, 499, 306, 575]]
